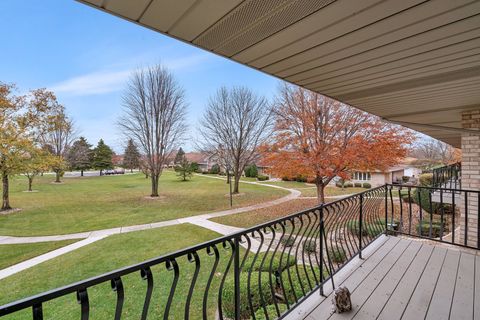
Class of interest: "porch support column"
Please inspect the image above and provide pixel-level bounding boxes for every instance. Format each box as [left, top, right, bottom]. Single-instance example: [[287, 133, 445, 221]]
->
[[460, 109, 480, 247]]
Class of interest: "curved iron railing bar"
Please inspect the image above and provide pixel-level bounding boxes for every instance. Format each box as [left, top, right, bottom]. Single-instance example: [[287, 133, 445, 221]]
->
[[294, 214, 308, 298], [76, 289, 89, 320], [32, 304, 42, 320], [164, 258, 179, 320], [239, 234, 251, 272], [246, 230, 264, 320], [140, 267, 153, 320], [110, 277, 124, 320], [275, 221, 291, 310], [202, 245, 219, 320], [283, 218, 299, 305], [303, 210, 320, 285], [217, 240, 234, 320], [261, 225, 280, 319], [299, 211, 315, 292], [184, 251, 200, 320], [258, 222, 285, 317]]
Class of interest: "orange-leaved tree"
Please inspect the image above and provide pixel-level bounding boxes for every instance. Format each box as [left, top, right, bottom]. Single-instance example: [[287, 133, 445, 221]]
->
[[262, 84, 415, 204]]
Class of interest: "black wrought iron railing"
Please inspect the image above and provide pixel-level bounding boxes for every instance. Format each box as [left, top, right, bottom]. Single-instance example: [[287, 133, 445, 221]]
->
[[432, 162, 461, 190], [0, 186, 387, 320], [386, 184, 480, 250]]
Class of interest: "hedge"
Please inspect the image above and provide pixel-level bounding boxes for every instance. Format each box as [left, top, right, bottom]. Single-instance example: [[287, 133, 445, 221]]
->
[[222, 272, 274, 319], [242, 252, 297, 273]]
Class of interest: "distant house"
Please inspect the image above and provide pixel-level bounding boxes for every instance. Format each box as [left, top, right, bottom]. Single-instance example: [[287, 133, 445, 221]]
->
[[184, 152, 215, 171], [349, 158, 422, 187]]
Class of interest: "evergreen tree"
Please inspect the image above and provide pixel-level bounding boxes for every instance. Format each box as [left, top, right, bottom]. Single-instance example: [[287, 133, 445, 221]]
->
[[123, 139, 140, 173], [175, 155, 193, 181], [174, 148, 185, 165], [93, 139, 113, 175], [66, 137, 92, 176]]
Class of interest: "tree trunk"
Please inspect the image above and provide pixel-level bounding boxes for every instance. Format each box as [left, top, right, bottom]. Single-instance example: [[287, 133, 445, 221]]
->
[[150, 174, 160, 197], [81, 169, 84, 177], [233, 173, 241, 193], [55, 170, 61, 183], [130, 168, 133, 173], [2, 173, 11, 211], [28, 177, 33, 192], [316, 182, 326, 204]]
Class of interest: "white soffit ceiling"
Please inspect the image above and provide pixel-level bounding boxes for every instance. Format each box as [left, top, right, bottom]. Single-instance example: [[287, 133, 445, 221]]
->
[[77, 0, 480, 148]]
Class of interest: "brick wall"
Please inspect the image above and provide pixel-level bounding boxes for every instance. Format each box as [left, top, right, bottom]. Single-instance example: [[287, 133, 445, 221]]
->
[[460, 109, 480, 247]]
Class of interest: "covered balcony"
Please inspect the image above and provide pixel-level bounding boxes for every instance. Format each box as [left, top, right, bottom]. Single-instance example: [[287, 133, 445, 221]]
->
[[1, 0, 479, 319], [1, 183, 479, 319]]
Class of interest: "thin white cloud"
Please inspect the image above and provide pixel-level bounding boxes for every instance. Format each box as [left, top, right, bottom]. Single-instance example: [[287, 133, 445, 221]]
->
[[50, 53, 210, 96]]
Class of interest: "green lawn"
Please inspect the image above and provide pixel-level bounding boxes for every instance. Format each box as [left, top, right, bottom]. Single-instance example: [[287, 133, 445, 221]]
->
[[0, 171, 288, 236], [300, 186, 367, 197], [261, 180, 367, 197], [0, 240, 77, 270], [211, 199, 320, 228], [0, 224, 225, 320]]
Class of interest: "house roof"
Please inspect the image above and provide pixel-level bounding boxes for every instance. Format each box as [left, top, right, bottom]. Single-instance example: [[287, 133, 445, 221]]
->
[[77, 0, 480, 148], [185, 152, 211, 164]]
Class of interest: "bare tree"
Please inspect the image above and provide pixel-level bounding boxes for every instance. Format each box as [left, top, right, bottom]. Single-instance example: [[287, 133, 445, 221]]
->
[[40, 103, 76, 183], [118, 65, 187, 197], [198, 86, 272, 193], [412, 138, 460, 164]]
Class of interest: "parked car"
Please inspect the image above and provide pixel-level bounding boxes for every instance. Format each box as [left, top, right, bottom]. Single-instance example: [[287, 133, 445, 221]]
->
[[114, 168, 125, 174], [104, 169, 115, 175]]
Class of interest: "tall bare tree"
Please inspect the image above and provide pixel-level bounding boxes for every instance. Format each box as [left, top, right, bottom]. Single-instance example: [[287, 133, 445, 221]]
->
[[198, 86, 272, 193], [41, 105, 76, 183], [412, 138, 460, 164], [118, 65, 187, 197]]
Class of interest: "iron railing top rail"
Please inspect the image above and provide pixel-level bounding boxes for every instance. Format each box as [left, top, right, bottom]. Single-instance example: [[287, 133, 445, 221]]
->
[[0, 185, 386, 317]]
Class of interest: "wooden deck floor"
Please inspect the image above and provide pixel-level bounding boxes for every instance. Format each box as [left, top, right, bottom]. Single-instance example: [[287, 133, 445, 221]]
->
[[298, 236, 479, 320]]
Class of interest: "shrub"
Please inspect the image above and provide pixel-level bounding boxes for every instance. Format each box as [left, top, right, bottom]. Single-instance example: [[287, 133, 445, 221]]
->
[[418, 220, 445, 238], [402, 176, 410, 183], [281, 176, 291, 181], [254, 304, 287, 320], [257, 175, 269, 181], [328, 246, 347, 264], [295, 175, 307, 183], [280, 237, 295, 247], [303, 240, 316, 253], [362, 182, 371, 189], [283, 266, 323, 305], [346, 220, 383, 237], [244, 164, 258, 178], [222, 272, 274, 319], [335, 181, 343, 188], [242, 252, 297, 272], [190, 162, 200, 173], [344, 182, 353, 188], [209, 164, 220, 174], [419, 173, 433, 186], [354, 182, 362, 188]]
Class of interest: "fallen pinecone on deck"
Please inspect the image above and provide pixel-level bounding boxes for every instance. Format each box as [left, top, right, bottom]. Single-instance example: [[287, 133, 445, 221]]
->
[[332, 286, 352, 313]]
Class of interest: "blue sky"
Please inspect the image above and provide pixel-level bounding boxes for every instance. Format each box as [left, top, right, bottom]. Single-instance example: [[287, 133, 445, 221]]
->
[[0, 1, 279, 152]]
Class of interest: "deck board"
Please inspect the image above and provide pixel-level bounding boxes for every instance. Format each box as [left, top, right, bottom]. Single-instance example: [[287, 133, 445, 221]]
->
[[424, 249, 460, 320], [305, 237, 400, 320], [329, 239, 412, 320], [450, 251, 475, 319], [376, 243, 434, 320], [302, 238, 478, 320], [351, 241, 422, 320]]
